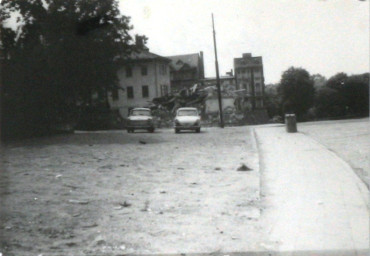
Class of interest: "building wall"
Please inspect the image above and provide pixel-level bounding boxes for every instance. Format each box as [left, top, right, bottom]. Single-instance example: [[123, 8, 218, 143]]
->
[[234, 53, 265, 109], [205, 97, 235, 114], [202, 77, 236, 91], [109, 61, 171, 117]]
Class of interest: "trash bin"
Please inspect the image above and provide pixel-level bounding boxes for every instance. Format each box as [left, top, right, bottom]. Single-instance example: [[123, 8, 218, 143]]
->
[[285, 114, 297, 133]]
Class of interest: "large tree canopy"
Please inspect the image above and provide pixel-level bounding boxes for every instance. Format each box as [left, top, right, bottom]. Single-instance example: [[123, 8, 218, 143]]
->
[[314, 87, 347, 118], [278, 67, 315, 120], [1, 0, 136, 139], [325, 72, 369, 116]]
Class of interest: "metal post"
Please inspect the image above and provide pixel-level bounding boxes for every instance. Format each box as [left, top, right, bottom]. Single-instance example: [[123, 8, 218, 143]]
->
[[212, 14, 224, 128]]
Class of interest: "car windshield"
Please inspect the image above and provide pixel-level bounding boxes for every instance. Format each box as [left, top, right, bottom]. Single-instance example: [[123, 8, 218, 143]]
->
[[177, 109, 198, 116], [130, 109, 151, 116]]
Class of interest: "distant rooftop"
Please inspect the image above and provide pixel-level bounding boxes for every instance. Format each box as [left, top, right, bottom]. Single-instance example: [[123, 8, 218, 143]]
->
[[167, 53, 201, 71], [128, 50, 171, 62], [116, 35, 171, 63], [234, 53, 263, 67]]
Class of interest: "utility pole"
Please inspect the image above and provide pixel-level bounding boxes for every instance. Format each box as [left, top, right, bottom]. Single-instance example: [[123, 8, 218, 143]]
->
[[212, 13, 224, 128]]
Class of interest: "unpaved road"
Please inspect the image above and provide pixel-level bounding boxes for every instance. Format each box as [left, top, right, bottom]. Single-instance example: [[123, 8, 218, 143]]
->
[[0, 127, 261, 255], [299, 118, 370, 188]]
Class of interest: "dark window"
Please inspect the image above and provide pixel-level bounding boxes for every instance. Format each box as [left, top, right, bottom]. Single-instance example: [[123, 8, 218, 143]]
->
[[112, 87, 119, 100], [142, 85, 149, 98], [126, 67, 132, 77], [127, 86, 134, 99], [141, 66, 148, 76]]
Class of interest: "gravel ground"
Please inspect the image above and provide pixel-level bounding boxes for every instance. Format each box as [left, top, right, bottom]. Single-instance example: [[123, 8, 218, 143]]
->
[[299, 118, 370, 188], [0, 126, 261, 256]]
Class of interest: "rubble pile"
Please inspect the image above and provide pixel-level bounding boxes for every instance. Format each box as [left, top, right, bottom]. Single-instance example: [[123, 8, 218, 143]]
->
[[150, 85, 270, 127]]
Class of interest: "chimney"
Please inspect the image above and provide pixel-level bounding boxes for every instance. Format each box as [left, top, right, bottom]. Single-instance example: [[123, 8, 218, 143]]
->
[[135, 35, 143, 48], [199, 51, 205, 79], [226, 69, 233, 76], [135, 35, 149, 51], [242, 53, 252, 59]]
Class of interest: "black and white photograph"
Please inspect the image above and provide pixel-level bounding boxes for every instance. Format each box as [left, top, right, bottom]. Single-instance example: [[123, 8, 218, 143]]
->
[[0, 0, 369, 255]]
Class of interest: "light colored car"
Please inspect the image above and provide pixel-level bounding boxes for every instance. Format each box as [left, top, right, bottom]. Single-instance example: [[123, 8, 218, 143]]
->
[[174, 107, 201, 133], [127, 108, 155, 133]]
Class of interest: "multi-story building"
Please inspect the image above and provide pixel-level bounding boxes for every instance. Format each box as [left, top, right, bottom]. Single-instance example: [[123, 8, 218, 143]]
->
[[234, 53, 265, 109], [167, 52, 205, 93], [109, 36, 171, 117]]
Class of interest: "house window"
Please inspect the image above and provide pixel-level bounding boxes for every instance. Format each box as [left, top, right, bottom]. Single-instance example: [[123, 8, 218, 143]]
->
[[160, 85, 168, 96], [142, 85, 149, 98], [127, 86, 134, 99], [126, 67, 132, 77], [141, 66, 148, 76], [112, 87, 119, 100]]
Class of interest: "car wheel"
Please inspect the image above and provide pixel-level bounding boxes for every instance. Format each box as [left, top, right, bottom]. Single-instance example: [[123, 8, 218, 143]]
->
[[196, 128, 201, 133], [148, 128, 155, 133], [127, 129, 131, 133], [175, 128, 180, 133]]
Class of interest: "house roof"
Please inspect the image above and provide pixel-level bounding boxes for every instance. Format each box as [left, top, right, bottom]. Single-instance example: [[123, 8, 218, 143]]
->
[[129, 50, 171, 62], [234, 56, 263, 67], [116, 49, 171, 63], [167, 53, 200, 71]]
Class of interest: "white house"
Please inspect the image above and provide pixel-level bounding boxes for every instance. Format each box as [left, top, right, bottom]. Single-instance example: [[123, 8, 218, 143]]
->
[[109, 37, 171, 118]]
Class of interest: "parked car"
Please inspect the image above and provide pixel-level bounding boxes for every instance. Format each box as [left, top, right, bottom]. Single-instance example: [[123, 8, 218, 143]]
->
[[174, 107, 201, 133], [127, 108, 155, 133]]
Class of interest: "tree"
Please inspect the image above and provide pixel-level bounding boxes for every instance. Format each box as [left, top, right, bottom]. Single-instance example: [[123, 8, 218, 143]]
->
[[343, 73, 369, 115], [310, 73, 327, 89], [326, 72, 348, 92], [326, 72, 369, 116], [314, 87, 347, 118], [278, 67, 315, 120], [1, 0, 137, 139], [264, 83, 281, 118]]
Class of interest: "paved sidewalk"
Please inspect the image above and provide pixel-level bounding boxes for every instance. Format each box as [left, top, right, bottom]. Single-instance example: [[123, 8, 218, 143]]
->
[[255, 125, 369, 254]]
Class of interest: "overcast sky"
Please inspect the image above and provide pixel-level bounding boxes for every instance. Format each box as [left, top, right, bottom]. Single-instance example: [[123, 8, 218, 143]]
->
[[118, 0, 369, 84]]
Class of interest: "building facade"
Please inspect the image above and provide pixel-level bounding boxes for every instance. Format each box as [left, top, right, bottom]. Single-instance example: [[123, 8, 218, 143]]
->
[[167, 52, 205, 93], [201, 72, 236, 93], [109, 38, 171, 118], [234, 53, 265, 109]]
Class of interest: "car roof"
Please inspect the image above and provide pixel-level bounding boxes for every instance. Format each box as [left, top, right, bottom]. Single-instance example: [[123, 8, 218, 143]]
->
[[131, 108, 151, 111], [177, 107, 198, 111]]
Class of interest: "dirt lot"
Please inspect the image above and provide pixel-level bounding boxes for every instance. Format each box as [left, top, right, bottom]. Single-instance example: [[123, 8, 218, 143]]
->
[[299, 118, 370, 188], [0, 127, 261, 255]]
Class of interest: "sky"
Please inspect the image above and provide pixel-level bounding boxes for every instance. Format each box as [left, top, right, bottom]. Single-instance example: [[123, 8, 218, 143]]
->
[[118, 0, 369, 84]]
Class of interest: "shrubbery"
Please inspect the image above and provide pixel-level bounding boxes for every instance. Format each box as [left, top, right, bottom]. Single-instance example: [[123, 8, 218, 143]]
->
[[264, 69, 369, 122]]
